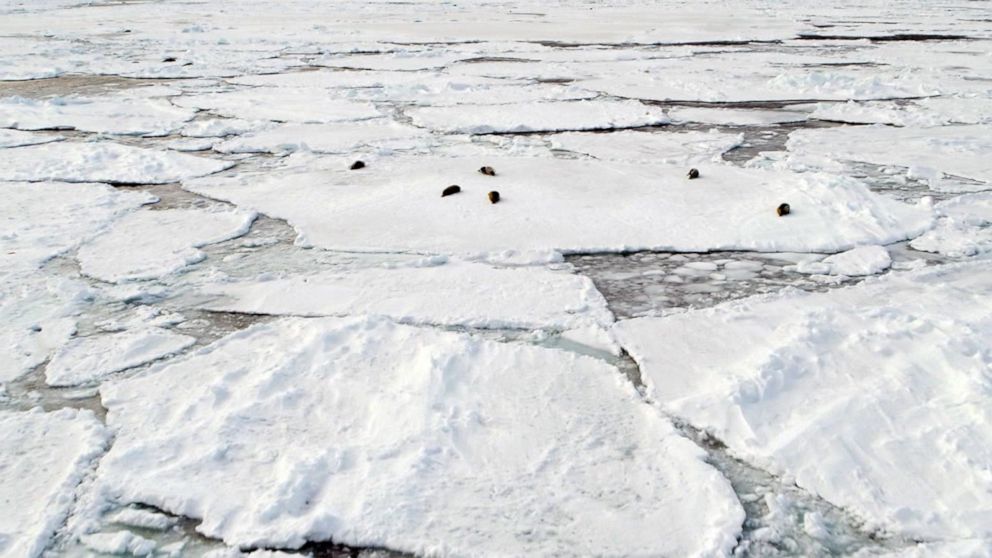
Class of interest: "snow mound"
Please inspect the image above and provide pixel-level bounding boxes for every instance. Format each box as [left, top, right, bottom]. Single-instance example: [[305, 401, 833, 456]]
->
[[0, 142, 233, 184], [97, 316, 743, 556], [184, 156, 932, 256], [0, 408, 110, 558], [198, 259, 612, 330], [614, 262, 992, 541], [77, 208, 256, 282]]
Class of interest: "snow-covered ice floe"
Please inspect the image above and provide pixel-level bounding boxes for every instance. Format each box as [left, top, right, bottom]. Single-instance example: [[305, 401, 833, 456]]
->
[[0, 129, 62, 148], [95, 316, 744, 555], [172, 88, 381, 123], [76, 207, 256, 282], [199, 259, 612, 330], [785, 124, 992, 191], [185, 156, 933, 256], [215, 120, 430, 155], [614, 262, 992, 542], [0, 91, 195, 136], [0, 408, 110, 558], [549, 129, 742, 164], [406, 99, 668, 134], [793, 245, 892, 276], [0, 142, 233, 184], [45, 327, 196, 386]]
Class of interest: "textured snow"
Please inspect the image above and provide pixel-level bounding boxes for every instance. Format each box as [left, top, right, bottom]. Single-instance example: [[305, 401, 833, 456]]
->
[[0, 129, 62, 148], [614, 262, 992, 541], [77, 208, 255, 283], [216, 121, 430, 155], [794, 245, 892, 276], [106, 508, 178, 531], [786, 124, 992, 189], [0, 93, 195, 136], [0, 142, 233, 184], [0, 409, 110, 558], [407, 99, 668, 134], [810, 97, 992, 127], [45, 327, 196, 386], [199, 259, 612, 330], [185, 155, 932, 256], [96, 316, 744, 556], [172, 88, 381, 123], [549, 129, 742, 164]]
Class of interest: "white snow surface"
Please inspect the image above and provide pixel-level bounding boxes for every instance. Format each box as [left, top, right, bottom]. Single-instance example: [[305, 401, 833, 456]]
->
[[0, 142, 233, 184], [2, 181, 154, 271], [549, 129, 742, 164], [45, 327, 196, 386], [786, 124, 992, 189], [172, 88, 381, 123], [0, 129, 62, 148], [184, 155, 932, 256], [0, 409, 110, 558], [0, 93, 195, 136], [96, 316, 744, 556], [216, 121, 430, 155], [77, 208, 256, 282], [199, 259, 612, 330], [667, 107, 810, 126], [407, 99, 668, 133], [614, 262, 992, 541], [79, 531, 156, 556]]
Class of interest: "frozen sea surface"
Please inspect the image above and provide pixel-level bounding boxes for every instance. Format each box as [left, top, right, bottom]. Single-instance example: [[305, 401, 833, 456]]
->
[[2, 1, 991, 556]]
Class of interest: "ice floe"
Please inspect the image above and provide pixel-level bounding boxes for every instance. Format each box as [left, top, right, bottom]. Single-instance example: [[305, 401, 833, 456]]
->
[[198, 259, 611, 330], [407, 99, 668, 134], [549, 129, 742, 164], [793, 245, 892, 276], [785, 124, 992, 190], [667, 107, 810, 126], [0, 129, 62, 148], [0, 92, 195, 136], [0, 408, 110, 558], [77, 207, 256, 282], [216, 120, 431, 155], [95, 316, 744, 555], [0, 142, 234, 184], [614, 262, 992, 542], [172, 88, 381, 123], [185, 155, 932, 256], [45, 327, 195, 386]]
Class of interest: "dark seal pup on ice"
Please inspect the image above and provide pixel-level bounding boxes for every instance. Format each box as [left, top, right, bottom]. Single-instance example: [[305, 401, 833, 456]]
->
[[488, 191, 500, 204], [350, 160, 365, 170], [687, 168, 700, 179], [479, 166, 496, 176], [776, 203, 791, 216], [163, 56, 177, 62], [442, 185, 461, 197]]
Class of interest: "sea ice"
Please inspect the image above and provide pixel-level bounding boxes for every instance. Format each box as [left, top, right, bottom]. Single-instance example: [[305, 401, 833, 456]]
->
[[0, 142, 233, 184], [406, 99, 668, 134], [172, 88, 381, 123], [0, 408, 110, 558], [0, 92, 195, 136], [216, 121, 431, 155], [549, 129, 742, 164], [76, 207, 256, 282], [614, 262, 992, 542], [198, 259, 612, 330], [184, 155, 932, 256], [95, 316, 744, 556], [793, 245, 892, 276], [45, 327, 196, 386], [0, 129, 62, 148]]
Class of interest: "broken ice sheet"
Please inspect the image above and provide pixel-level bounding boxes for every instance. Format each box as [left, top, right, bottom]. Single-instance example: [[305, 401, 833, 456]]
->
[[549, 129, 742, 164], [171, 87, 381, 123], [215, 120, 430, 155], [45, 327, 196, 387], [0, 90, 195, 136], [95, 316, 744, 555], [614, 262, 992, 542]]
